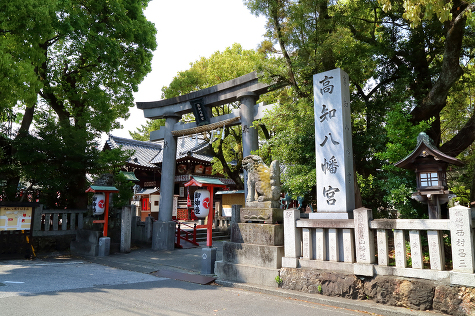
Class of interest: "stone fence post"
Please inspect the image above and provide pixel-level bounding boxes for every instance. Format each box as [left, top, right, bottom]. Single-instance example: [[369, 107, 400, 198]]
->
[[231, 204, 241, 223], [282, 208, 301, 268], [230, 205, 241, 242], [214, 202, 221, 228], [120, 205, 134, 253], [353, 208, 375, 264], [145, 216, 153, 242], [449, 205, 474, 273], [131, 216, 138, 242]]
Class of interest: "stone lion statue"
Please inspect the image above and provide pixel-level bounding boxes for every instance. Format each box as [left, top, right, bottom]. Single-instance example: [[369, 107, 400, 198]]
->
[[242, 155, 281, 204]]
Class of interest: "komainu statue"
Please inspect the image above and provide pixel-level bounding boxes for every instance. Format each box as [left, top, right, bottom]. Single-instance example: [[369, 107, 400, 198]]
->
[[242, 155, 281, 204]]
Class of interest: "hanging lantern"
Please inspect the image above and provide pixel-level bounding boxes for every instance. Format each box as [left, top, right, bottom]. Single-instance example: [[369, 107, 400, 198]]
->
[[194, 189, 210, 218], [92, 193, 106, 215]]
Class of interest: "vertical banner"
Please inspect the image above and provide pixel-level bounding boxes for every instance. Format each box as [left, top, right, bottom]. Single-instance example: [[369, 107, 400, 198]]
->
[[313, 68, 355, 215], [190, 98, 211, 126]]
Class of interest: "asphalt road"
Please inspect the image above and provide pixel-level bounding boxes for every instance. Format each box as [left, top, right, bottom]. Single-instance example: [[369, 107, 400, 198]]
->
[[0, 259, 371, 316]]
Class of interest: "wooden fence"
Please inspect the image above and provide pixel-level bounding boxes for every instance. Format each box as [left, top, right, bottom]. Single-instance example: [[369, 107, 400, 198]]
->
[[283, 205, 475, 287]]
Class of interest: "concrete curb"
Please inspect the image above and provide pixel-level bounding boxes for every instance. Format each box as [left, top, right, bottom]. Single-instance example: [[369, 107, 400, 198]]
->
[[214, 280, 446, 316]]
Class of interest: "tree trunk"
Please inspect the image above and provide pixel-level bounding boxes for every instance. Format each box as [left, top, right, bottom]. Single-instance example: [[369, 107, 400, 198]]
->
[[5, 105, 36, 201]]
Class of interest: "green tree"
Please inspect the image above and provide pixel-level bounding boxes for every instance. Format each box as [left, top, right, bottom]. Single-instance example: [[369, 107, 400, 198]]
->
[[245, 0, 475, 216], [129, 119, 166, 141], [13, 116, 133, 208], [0, 0, 156, 207]]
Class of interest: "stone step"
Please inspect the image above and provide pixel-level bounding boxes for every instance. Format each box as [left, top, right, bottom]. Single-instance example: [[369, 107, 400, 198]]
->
[[195, 231, 229, 242], [214, 261, 280, 288], [178, 229, 229, 242], [221, 241, 283, 269]]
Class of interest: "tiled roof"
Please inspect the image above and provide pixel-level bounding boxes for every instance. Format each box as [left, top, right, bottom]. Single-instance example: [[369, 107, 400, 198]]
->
[[105, 135, 162, 169], [150, 135, 214, 165], [105, 134, 215, 167]]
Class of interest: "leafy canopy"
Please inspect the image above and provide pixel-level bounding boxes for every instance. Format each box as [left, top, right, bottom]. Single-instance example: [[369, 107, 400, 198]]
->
[[0, 0, 156, 208], [245, 0, 475, 217]]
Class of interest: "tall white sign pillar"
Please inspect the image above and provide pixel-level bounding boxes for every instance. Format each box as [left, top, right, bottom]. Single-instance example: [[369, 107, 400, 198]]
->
[[312, 68, 355, 219]]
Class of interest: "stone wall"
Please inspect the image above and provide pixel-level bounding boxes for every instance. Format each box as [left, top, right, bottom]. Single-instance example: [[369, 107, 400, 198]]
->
[[281, 268, 475, 315]]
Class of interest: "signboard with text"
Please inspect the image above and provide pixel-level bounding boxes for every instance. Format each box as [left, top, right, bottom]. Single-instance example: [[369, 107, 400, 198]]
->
[[313, 68, 355, 214], [0, 206, 33, 231]]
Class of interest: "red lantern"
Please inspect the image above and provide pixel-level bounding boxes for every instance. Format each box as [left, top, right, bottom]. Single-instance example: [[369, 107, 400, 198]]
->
[[193, 189, 210, 218]]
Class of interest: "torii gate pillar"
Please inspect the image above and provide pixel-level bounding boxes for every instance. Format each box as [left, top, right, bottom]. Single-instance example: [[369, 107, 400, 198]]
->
[[238, 92, 259, 200], [238, 91, 259, 157], [152, 113, 181, 251]]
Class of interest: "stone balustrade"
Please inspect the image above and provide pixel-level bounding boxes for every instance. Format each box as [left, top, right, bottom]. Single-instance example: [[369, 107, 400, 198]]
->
[[283, 205, 475, 286], [32, 207, 86, 237]]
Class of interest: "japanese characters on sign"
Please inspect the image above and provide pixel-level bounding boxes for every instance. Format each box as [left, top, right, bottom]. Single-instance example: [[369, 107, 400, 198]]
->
[[356, 212, 366, 261], [449, 206, 475, 272], [190, 98, 211, 126], [313, 68, 355, 214], [454, 210, 467, 267], [193, 189, 210, 218], [0, 207, 32, 231]]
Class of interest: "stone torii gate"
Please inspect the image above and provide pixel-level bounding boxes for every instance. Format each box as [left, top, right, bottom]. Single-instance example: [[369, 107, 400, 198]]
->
[[137, 72, 274, 250]]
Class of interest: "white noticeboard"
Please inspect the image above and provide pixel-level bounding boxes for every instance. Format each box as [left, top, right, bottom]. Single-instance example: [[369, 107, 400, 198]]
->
[[313, 68, 355, 214]]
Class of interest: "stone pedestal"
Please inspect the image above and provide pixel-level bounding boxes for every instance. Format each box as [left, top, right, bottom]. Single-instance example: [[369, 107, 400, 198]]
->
[[231, 222, 284, 245], [201, 247, 217, 275], [98, 237, 111, 257], [240, 206, 283, 224], [215, 221, 284, 288], [152, 221, 175, 251]]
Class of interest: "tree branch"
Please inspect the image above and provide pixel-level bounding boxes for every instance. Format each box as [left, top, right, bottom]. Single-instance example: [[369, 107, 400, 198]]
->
[[440, 111, 475, 157], [270, 2, 307, 98], [410, 1, 468, 123]]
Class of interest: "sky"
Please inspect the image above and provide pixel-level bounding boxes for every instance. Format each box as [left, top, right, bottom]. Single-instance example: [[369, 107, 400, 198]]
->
[[104, 0, 267, 143]]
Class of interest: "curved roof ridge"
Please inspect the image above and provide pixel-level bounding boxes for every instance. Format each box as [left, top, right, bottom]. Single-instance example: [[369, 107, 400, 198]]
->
[[108, 134, 162, 149], [395, 132, 463, 169]]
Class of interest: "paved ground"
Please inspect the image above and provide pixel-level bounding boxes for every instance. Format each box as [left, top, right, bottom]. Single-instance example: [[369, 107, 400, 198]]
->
[[73, 241, 223, 275], [0, 271, 368, 316], [0, 241, 445, 316], [0, 259, 160, 299]]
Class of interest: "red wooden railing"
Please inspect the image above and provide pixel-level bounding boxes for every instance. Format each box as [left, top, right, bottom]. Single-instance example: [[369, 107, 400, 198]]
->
[[174, 220, 199, 248]]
